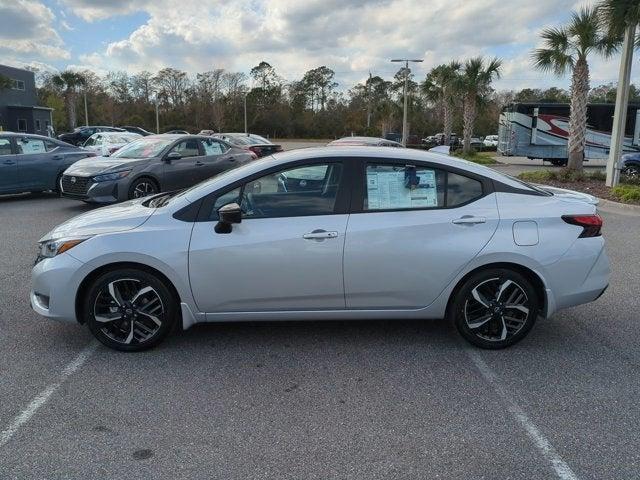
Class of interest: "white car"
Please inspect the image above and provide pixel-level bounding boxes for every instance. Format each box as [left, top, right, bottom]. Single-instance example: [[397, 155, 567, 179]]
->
[[82, 132, 142, 156], [31, 147, 610, 351], [484, 135, 499, 147]]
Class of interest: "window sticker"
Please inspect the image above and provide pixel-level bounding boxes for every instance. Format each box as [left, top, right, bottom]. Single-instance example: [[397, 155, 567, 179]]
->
[[366, 166, 438, 209], [19, 139, 46, 154]]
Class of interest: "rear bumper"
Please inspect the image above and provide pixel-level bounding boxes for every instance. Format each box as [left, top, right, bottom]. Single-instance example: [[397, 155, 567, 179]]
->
[[544, 238, 610, 316]]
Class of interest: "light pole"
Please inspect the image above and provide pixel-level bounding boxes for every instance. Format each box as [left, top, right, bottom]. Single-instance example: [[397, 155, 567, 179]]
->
[[243, 92, 248, 134], [391, 58, 423, 146], [606, 23, 636, 187], [155, 98, 160, 134], [83, 91, 89, 126]]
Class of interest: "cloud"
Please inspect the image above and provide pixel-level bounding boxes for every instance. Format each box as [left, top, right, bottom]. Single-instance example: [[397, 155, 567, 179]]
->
[[0, 0, 70, 61], [16, 0, 640, 90]]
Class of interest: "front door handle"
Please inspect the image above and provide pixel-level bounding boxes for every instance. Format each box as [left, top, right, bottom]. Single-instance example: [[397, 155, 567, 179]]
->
[[303, 229, 339, 240], [52, 154, 63, 160], [3, 159, 15, 165], [452, 216, 487, 225]]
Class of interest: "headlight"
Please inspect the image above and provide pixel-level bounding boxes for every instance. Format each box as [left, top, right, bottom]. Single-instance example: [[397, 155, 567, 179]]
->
[[36, 236, 92, 263], [92, 170, 131, 182]]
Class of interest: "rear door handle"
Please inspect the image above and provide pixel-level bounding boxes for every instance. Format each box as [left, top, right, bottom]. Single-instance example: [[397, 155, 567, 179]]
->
[[452, 216, 486, 225], [195, 161, 204, 166], [303, 229, 339, 240], [3, 159, 15, 165]]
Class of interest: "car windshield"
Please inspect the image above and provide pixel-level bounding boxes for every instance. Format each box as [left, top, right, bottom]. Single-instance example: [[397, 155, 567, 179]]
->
[[110, 137, 173, 159]]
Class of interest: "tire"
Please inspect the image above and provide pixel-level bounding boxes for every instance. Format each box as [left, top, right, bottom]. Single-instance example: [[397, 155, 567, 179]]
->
[[549, 159, 566, 167], [622, 164, 639, 180], [449, 268, 539, 349], [128, 177, 159, 200], [83, 268, 178, 351]]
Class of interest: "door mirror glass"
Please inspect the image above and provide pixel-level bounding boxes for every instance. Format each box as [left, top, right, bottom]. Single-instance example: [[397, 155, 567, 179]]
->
[[215, 202, 242, 233]]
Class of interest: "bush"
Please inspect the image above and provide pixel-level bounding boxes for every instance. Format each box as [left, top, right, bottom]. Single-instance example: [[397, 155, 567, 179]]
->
[[452, 150, 496, 165], [612, 184, 640, 203], [518, 169, 606, 183]]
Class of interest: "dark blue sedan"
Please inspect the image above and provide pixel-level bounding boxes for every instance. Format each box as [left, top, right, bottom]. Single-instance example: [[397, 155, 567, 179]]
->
[[621, 153, 640, 178], [0, 132, 95, 196]]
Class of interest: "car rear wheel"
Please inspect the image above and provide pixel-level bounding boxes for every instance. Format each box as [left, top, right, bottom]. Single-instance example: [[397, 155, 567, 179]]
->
[[128, 178, 158, 199], [84, 269, 177, 351], [449, 268, 539, 349]]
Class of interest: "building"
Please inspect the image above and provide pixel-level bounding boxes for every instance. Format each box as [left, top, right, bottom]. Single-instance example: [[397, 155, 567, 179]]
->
[[0, 64, 53, 136]]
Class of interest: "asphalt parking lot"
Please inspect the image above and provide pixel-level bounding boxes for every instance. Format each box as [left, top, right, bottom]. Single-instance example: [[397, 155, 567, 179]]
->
[[1, 174, 639, 478]]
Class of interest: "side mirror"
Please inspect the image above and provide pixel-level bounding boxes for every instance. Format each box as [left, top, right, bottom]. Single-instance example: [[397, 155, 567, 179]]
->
[[165, 151, 182, 162], [214, 202, 242, 234]]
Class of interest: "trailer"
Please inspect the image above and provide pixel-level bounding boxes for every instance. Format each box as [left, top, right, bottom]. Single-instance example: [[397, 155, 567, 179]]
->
[[497, 102, 640, 165]]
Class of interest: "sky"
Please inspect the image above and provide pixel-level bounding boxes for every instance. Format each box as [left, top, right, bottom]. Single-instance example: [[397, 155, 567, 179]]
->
[[0, 0, 637, 92]]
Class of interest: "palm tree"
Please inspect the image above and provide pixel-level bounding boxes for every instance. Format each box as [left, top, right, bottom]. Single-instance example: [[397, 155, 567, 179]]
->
[[50, 71, 86, 130], [533, 6, 617, 171], [456, 57, 502, 154], [422, 61, 461, 146]]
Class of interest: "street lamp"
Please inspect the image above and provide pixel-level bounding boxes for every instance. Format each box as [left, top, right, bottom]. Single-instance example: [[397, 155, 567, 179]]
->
[[391, 58, 423, 146]]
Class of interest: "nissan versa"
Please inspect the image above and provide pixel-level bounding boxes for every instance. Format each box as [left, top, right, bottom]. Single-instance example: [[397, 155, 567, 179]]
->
[[31, 147, 610, 351], [60, 134, 254, 203]]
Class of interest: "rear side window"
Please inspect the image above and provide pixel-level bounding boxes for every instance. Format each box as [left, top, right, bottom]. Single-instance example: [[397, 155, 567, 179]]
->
[[447, 172, 483, 207], [364, 163, 483, 210], [17, 137, 46, 154]]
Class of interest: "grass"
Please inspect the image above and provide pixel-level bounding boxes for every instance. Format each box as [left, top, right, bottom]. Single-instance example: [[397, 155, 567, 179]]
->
[[612, 184, 640, 203], [517, 169, 606, 183], [452, 150, 497, 165]]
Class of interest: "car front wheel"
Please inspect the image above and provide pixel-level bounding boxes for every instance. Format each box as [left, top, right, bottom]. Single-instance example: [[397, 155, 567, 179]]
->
[[84, 269, 177, 351], [128, 178, 159, 199], [449, 268, 539, 349]]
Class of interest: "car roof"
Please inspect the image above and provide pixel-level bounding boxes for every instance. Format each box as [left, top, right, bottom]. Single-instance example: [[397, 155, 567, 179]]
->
[[183, 146, 525, 203], [1, 132, 65, 142]]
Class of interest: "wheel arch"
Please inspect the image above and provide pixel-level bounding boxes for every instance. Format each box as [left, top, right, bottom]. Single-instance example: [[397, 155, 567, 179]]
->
[[445, 261, 548, 320], [75, 261, 181, 324]]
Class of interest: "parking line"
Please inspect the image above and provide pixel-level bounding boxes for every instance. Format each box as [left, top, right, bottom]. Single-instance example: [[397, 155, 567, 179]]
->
[[0, 342, 98, 448], [467, 350, 579, 480]]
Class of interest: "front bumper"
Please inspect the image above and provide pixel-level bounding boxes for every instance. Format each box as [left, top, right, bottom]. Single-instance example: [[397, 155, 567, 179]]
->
[[61, 178, 123, 204], [31, 253, 86, 322]]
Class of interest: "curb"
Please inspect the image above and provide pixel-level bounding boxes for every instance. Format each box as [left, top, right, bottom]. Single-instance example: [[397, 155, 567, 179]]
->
[[597, 197, 640, 214]]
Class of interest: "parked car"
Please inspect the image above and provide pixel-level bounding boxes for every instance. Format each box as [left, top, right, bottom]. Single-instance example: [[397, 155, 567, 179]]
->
[[483, 135, 499, 148], [58, 126, 125, 146], [328, 136, 404, 148], [470, 137, 484, 149], [59, 134, 253, 204], [82, 132, 142, 156], [32, 146, 610, 351], [620, 153, 640, 179], [0, 132, 96, 196], [213, 133, 282, 158], [198, 129, 216, 136], [163, 129, 190, 135], [119, 126, 153, 136]]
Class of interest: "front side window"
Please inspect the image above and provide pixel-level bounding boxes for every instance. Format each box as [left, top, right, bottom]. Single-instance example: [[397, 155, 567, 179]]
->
[[0, 138, 12, 156], [210, 163, 343, 220], [170, 140, 200, 158], [17, 137, 46, 154], [364, 163, 483, 210], [201, 138, 226, 155]]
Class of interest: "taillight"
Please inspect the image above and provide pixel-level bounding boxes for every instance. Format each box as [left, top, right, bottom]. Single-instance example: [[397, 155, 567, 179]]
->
[[249, 146, 262, 156], [249, 151, 258, 160], [562, 214, 603, 238], [274, 145, 283, 152]]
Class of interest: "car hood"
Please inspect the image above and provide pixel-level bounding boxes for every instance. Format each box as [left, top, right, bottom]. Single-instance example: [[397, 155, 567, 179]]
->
[[536, 184, 599, 205], [40, 198, 155, 242], [63, 156, 149, 176]]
